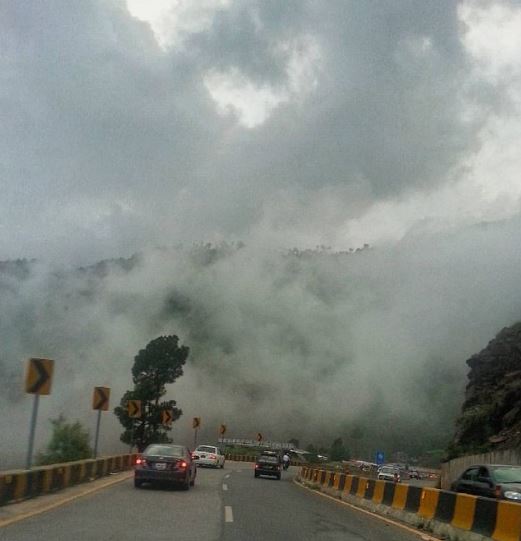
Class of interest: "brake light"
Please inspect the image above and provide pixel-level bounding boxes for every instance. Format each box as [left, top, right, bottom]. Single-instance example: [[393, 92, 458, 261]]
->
[[179, 461, 188, 469], [255, 464, 260, 469], [135, 457, 144, 465], [209, 454, 216, 459]]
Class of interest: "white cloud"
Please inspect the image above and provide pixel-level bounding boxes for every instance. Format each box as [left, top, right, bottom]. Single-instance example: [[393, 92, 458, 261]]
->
[[126, 0, 232, 50], [459, 0, 521, 85], [203, 36, 321, 128]]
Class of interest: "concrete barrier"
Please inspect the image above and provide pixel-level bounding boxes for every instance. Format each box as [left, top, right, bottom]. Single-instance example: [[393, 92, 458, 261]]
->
[[0, 454, 137, 507], [298, 466, 521, 541]]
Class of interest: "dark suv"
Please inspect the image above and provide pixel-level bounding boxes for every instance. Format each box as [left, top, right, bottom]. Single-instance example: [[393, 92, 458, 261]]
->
[[255, 452, 282, 480], [451, 464, 521, 501]]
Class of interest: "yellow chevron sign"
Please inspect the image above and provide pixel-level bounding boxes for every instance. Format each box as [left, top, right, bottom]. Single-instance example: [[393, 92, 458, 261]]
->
[[92, 387, 110, 411], [24, 358, 54, 395], [161, 409, 173, 426], [127, 400, 142, 418]]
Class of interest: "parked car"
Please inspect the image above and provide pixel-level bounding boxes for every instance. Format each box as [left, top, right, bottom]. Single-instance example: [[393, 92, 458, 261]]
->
[[134, 444, 196, 490], [451, 464, 521, 501], [255, 453, 282, 480], [192, 445, 225, 468]]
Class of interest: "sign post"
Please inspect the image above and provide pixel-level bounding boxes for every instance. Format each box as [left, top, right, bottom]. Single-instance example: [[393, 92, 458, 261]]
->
[[127, 400, 142, 452], [218, 424, 226, 452], [92, 386, 110, 458], [192, 417, 201, 449], [24, 358, 54, 469]]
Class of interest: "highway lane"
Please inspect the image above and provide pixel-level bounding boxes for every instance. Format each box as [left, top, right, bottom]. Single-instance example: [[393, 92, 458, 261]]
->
[[222, 466, 423, 541], [1, 462, 429, 541], [0, 466, 226, 541]]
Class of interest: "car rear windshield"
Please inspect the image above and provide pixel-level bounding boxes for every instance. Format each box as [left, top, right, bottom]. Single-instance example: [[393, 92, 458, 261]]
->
[[145, 445, 185, 457], [258, 456, 279, 464], [492, 466, 521, 483], [196, 446, 216, 453], [380, 467, 395, 473]]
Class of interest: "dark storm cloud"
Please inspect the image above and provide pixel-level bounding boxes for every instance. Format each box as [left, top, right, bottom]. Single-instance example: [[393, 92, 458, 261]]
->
[[0, 0, 489, 262]]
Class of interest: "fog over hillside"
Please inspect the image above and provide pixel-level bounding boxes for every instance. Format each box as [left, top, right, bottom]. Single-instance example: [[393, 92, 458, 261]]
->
[[2, 217, 521, 465]]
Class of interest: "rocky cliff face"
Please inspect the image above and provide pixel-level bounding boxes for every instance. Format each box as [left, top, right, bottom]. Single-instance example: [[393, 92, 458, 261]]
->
[[449, 322, 521, 458]]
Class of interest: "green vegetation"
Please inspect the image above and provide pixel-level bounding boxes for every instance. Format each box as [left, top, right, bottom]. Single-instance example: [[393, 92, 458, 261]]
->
[[114, 335, 189, 451], [37, 415, 92, 465]]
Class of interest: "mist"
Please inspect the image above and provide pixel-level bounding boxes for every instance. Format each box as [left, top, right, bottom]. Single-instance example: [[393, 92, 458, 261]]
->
[[2, 216, 521, 467]]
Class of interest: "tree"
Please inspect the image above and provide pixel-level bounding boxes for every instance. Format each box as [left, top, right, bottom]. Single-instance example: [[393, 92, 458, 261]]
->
[[37, 415, 92, 465], [329, 437, 349, 461], [114, 335, 189, 451]]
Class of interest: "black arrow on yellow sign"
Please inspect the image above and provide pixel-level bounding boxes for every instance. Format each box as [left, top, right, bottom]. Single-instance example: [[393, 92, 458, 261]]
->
[[161, 409, 173, 426], [25, 358, 54, 395], [92, 387, 110, 411], [127, 400, 142, 418]]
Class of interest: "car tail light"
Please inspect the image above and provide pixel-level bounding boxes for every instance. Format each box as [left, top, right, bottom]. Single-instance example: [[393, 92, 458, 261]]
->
[[495, 485, 502, 498], [179, 461, 188, 469], [209, 454, 216, 459], [255, 464, 260, 469], [135, 457, 144, 465]]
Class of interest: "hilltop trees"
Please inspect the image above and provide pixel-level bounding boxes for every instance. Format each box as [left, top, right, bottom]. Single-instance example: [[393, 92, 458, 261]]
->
[[114, 335, 189, 451]]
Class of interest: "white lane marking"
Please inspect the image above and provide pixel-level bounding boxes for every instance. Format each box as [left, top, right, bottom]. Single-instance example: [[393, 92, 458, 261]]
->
[[225, 506, 234, 523], [222, 483, 228, 491], [224, 474, 230, 479]]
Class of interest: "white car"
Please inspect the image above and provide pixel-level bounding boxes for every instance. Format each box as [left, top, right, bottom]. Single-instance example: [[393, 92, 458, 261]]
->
[[192, 445, 225, 468], [377, 466, 400, 482]]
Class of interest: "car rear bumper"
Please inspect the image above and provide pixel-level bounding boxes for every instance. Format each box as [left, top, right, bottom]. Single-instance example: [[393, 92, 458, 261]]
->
[[135, 469, 188, 482], [196, 458, 219, 467], [256, 468, 281, 476]]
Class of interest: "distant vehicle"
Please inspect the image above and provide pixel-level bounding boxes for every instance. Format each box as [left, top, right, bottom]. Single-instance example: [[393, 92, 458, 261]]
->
[[409, 469, 419, 479], [451, 465, 521, 501], [260, 450, 282, 462], [378, 466, 400, 482], [192, 445, 225, 468], [255, 454, 282, 480], [134, 444, 196, 490]]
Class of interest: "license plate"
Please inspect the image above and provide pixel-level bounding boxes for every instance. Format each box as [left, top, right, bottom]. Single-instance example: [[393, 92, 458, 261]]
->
[[200, 454, 206, 458], [155, 463, 167, 470]]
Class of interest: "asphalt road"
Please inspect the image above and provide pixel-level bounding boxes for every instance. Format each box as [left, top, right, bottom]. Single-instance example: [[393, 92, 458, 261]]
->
[[0, 462, 425, 541]]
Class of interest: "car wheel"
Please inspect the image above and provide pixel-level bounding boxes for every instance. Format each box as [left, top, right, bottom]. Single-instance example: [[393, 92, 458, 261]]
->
[[134, 479, 143, 488], [221, 461, 225, 469], [190, 476, 195, 487], [181, 476, 190, 491], [254, 472, 259, 478]]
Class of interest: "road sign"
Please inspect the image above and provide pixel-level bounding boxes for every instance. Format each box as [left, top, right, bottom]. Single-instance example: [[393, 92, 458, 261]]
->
[[127, 400, 142, 418], [161, 409, 173, 426], [376, 451, 385, 465], [256, 432, 263, 442], [192, 417, 201, 429], [92, 387, 110, 411], [219, 424, 227, 436], [25, 358, 54, 395]]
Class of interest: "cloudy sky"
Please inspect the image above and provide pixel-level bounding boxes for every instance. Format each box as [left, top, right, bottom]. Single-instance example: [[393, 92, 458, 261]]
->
[[1, 0, 520, 264]]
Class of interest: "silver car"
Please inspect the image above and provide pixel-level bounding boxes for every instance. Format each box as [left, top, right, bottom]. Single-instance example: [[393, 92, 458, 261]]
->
[[192, 445, 225, 468]]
